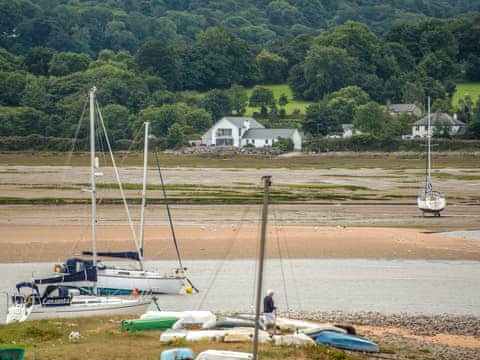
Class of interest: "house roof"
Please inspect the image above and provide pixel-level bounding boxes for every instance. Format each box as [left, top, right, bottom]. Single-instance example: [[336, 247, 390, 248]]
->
[[222, 117, 264, 129], [414, 113, 464, 126], [242, 128, 297, 139], [389, 104, 419, 112]]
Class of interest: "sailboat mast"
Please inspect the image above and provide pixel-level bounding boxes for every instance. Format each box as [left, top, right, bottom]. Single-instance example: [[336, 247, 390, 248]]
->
[[427, 96, 431, 189], [253, 175, 272, 360], [139, 122, 150, 256], [89, 86, 97, 268]]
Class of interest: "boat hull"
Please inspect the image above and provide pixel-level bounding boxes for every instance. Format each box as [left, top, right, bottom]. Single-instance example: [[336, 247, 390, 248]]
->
[[417, 195, 446, 214], [315, 330, 379, 353], [97, 268, 186, 294], [6, 296, 151, 323]]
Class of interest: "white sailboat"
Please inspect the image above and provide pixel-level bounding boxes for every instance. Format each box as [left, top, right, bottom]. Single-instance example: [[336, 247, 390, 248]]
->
[[6, 87, 151, 323], [60, 93, 190, 295], [417, 96, 446, 216]]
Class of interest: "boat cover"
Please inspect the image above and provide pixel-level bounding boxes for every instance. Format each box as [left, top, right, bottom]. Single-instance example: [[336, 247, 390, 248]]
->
[[34, 267, 97, 284], [195, 350, 253, 360], [82, 251, 140, 261]]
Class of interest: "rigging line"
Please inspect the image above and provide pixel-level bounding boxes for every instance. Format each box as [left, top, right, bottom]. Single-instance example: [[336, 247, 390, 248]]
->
[[118, 122, 145, 168], [251, 185, 264, 309], [272, 205, 290, 311], [96, 101, 143, 269], [153, 148, 184, 272], [197, 203, 251, 310], [65, 96, 89, 166], [281, 214, 302, 309]]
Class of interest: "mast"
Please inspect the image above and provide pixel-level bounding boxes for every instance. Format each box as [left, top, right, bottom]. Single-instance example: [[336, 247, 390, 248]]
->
[[89, 86, 97, 269], [427, 96, 431, 191], [253, 175, 272, 360], [139, 122, 150, 256]]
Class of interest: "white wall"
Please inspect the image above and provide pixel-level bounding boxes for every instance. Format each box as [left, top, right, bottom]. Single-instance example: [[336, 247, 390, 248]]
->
[[243, 130, 302, 151], [208, 118, 242, 147], [412, 125, 463, 138]]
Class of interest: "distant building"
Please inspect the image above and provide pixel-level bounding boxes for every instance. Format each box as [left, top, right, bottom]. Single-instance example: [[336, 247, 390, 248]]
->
[[412, 113, 464, 138], [201, 116, 302, 150], [389, 104, 422, 117], [341, 124, 362, 138]]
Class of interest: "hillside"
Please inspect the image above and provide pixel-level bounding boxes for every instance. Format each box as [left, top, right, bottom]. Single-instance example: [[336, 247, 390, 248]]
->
[[1, 0, 480, 54]]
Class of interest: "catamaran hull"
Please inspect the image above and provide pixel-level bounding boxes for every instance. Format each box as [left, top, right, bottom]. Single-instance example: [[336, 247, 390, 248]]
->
[[97, 270, 186, 294], [6, 298, 151, 323]]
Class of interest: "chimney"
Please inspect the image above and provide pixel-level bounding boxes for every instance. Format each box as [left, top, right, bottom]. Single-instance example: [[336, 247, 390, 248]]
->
[[244, 119, 250, 130]]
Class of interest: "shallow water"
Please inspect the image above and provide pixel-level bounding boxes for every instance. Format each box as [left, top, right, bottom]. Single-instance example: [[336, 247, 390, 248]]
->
[[1, 259, 480, 323]]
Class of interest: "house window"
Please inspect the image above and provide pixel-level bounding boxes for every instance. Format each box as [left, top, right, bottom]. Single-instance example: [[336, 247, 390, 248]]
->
[[252, 139, 255, 145], [265, 139, 269, 145], [216, 128, 232, 137], [239, 128, 241, 137], [216, 138, 233, 146]]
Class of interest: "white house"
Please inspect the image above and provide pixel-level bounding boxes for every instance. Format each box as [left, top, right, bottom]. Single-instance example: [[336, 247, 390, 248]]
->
[[412, 113, 464, 138], [201, 116, 302, 150], [242, 128, 302, 150]]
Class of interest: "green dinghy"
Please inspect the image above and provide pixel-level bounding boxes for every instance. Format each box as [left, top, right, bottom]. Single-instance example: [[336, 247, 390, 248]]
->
[[121, 317, 180, 331]]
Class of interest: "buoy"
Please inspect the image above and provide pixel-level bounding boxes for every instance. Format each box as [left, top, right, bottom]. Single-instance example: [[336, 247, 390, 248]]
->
[[185, 286, 193, 294]]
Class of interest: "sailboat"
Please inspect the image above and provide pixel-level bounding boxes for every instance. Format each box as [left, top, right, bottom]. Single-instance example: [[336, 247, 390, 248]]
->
[[58, 94, 190, 295], [6, 87, 151, 323], [417, 96, 446, 216]]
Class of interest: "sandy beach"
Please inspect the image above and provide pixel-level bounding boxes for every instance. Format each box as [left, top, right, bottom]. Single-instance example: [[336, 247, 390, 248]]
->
[[1, 223, 479, 263]]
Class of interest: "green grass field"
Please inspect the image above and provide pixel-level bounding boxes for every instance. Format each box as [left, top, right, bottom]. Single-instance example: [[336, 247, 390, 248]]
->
[[245, 84, 313, 116], [453, 82, 480, 106]]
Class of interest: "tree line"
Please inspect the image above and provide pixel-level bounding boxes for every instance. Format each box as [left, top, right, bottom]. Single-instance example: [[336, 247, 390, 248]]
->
[[1, 10, 480, 149]]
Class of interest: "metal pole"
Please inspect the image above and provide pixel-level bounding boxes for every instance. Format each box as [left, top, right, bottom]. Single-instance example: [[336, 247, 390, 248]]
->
[[427, 96, 431, 188], [89, 87, 97, 269], [139, 122, 149, 256], [253, 175, 272, 360]]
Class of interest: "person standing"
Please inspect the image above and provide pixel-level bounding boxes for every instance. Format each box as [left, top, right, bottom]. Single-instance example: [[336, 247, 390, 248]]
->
[[263, 289, 276, 334]]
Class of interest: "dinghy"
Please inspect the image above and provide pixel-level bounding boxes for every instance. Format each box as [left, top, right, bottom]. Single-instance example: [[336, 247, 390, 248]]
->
[[315, 330, 379, 353], [121, 317, 180, 331], [195, 350, 253, 360]]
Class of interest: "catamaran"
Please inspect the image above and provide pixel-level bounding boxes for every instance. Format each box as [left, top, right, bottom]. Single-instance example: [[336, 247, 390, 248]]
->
[[417, 96, 446, 216], [58, 89, 191, 295], [6, 87, 151, 323]]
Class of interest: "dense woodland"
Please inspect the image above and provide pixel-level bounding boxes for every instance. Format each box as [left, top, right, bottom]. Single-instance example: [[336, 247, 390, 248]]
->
[[1, 0, 480, 149]]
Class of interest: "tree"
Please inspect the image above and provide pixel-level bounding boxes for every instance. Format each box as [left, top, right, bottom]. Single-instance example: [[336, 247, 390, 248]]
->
[[166, 122, 186, 148], [256, 50, 288, 84], [201, 89, 232, 121], [135, 105, 184, 136], [25, 47, 56, 76], [227, 85, 248, 115], [302, 45, 359, 100], [273, 137, 294, 152], [185, 108, 212, 134], [21, 76, 51, 112], [48, 52, 91, 76], [182, 27, 255, 90], [0, 106, 47, 136], [135, 40, 179, 90], [353, 101, 391, 136], [0, 71, 27, 106], [100, 104, 131, 140], [278, 93, 288, 107], [249, 87, 275, 115]]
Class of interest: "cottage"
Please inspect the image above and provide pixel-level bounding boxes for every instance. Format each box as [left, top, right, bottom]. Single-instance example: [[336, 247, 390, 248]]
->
[[242, 128, 302, 150], [412, 113, 464, 138], [201, 116, 302, 150], [389, 104, 422, 117]]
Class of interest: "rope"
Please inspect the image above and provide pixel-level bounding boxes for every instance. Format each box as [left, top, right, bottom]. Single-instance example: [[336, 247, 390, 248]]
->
[[153, 148, 184, 271], [196, 204, 251, 310], [96, 101, 143, 268], [272, 206, 290, 311]]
